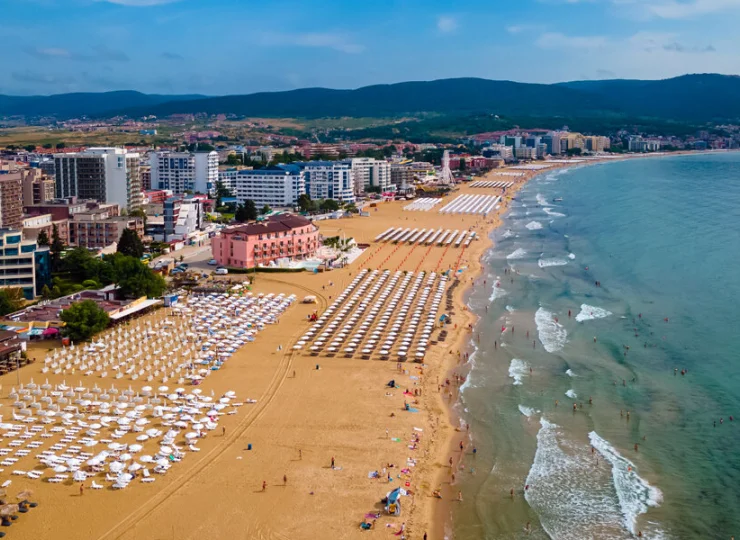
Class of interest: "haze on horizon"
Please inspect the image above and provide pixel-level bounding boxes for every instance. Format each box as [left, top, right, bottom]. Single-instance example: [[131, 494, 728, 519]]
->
[[2, 0, 740, 96]]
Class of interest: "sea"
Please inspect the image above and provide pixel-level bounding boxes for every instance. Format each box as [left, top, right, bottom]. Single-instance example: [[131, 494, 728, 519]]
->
[[451, 152, 740, 540]]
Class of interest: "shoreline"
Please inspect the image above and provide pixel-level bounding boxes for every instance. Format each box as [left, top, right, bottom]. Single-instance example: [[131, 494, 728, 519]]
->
[[421, 149, 726, 539]]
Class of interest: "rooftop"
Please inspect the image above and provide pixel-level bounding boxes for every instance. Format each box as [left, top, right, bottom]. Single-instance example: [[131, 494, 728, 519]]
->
[[223, 214, 314, 237]]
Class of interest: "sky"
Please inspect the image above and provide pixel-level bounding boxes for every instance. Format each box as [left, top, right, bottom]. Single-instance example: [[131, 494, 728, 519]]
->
[[2, 0, 740, 96]]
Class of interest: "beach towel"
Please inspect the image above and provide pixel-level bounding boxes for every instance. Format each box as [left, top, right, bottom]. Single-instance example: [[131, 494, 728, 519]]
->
[[391, 437, 402, 442], [407, 407, 419, 413], [413, 427, 423, 432]]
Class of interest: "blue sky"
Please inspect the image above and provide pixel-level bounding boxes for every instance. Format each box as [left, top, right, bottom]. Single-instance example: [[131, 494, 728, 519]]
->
[[2, 0, 739, 95]]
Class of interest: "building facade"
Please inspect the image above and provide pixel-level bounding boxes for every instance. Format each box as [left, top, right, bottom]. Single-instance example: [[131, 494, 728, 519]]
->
[[20, 168, 55, 206], [0, 174, 23, 229], [53, 148, 142, 211], [342, 158, 391, 194], [70, 211, 144, 249], [211, 214, 319, 269], [0, 228, 51, 300], [299, 161, 355, 203], [150, 150, 219, 195], [232, 166, 306, 208]]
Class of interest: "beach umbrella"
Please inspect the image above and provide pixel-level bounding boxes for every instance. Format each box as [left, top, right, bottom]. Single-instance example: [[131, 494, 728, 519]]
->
[[119, 453, 132, 462], [129, 444, 143, 453], [139, 455, 154, 463], [128, 463, 143, 472], [73, 471, 87, 482], [109, 462, 125, 473], [156, 458, 169, 467], [53, 465, 67, 473], [159, 446, 172, 455], [185, 432, 198, 439], [84, 440, 99, 447], [86, 458, 101, 466]]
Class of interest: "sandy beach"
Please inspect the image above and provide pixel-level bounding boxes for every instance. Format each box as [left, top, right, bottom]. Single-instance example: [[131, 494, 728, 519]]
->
[[0, 158, 642, 540]]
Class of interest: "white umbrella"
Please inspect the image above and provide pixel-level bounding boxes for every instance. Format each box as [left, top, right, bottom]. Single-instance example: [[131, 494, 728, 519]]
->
[[156, 458, 169, 467], [159, 446, 172, 455], [85, 440, 99, 447], [109, 462, 125, 473], [128, 463, 143, 472], [129, 444, 143, 453], [73, 471, 87, 482], [53, 465, 68, 473], [119, 453, 132, 462], [136, 434, 150, 442], [185, 432, 198, 439], [139, 455, 154, 463]]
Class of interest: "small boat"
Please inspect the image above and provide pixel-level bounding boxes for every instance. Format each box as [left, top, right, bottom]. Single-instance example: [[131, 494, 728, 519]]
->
[[552, 197, 563, 202]]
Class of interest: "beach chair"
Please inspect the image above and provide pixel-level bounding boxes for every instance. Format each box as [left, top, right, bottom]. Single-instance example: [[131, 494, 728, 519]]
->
[[141, 469, 155, 483], [91, 481, 103, 489]]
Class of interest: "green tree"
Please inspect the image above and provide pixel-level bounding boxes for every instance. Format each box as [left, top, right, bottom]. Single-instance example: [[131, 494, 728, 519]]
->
[[61, 247, 107, 283], [297, 194, 315, 213], [24, 144, 36, 152], [50, 224, 65, 272], [0, 288, 24, 316], [260, 205, 271, 215], [234, 204, 248, 223], [41, 284, 52, 299], [242, 199, 258, 221], [42, 143, 53, 150], [459, 158, 466, 172], [60, 299, 110, 341], [225, 154, 242, 166], [56, 142, 66, 149], [107, 254, 166, 298], [214, 180, 234, 208], [37, 229, 50, 247], [117, 228, 145, 258], [319, 199, 340, 212]]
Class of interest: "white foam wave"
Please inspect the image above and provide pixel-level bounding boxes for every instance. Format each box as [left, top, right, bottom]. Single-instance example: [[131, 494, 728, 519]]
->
[[538, 258, 568, 268], [565, 389, 577, 399], [535, 308, 567, 353], [518, 405, 538, 417], [506, 248, 527, 260], [543, 207, 566, 218], [526, 419, 646, 540], [536, 193, 551, 207], [501, 229, 515, 239], [568, 253, 576, 260], [575, 304, 613, 322], [589, 432, 663, 535], [505, 305, 515, 313], [526, 221, 543, 230], [566, 369, 576, 377], [508, 358, 528, 386], [489, 284, 507, 302]]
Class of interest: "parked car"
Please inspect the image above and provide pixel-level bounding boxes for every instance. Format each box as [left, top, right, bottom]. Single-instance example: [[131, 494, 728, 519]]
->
[[208, 259, 218, 266], [215, 267, 229, 275], [170, 268, 183, 275], [179, 263, 189, 268]]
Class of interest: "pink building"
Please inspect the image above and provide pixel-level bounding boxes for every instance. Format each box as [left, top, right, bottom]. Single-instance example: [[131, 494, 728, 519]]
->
[[211, 214, 320, 269]]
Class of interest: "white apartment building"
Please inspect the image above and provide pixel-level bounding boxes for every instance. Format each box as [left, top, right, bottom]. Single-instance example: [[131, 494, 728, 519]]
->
[[342, 157, 391, 194], [150, 150, 219, 195], [233, 166, 306, 208], [54, 147, 142, 211], [301, 161, 355, 203]]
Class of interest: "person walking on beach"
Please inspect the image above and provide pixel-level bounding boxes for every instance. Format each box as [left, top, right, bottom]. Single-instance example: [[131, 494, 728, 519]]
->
[[283, 474, 287, 485], [331, 456, 335, 468], [299, 449, 302, 460], [80, 483, 84, 496], [262, 480, 267, 491], [457, 491, 463, 502]]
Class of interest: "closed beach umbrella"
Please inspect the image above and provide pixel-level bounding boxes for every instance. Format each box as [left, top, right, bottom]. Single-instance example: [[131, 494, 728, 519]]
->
[[0, 505, 19, 517]]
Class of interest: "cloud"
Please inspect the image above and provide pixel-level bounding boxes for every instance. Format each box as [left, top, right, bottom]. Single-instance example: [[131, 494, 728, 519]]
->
[[535, 32, 609, 49], [92, 45, 129, 62], [12, 70, 76, 85], [506, 24, 543, 34], [24, 45, 129, 62], [627, 31, 715, 54], [96, 0, 182, 6], [161, 51, 184, 60], [613, 0, 740, 19], [437, 16, 459, 34], [258, 32, 365, 54], [25, 47, 71, 59]]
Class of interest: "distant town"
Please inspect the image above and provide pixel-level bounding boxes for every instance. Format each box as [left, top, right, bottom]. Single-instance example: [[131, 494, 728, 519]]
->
[[0, 116, 731, 324]]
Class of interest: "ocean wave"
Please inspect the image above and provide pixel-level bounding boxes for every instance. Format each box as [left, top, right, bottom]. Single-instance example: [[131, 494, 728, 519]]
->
[[566, 369, 576, 377], [506, 248, 527, 260], [538, 258, 568, 268], [505, 305, 515, 313], [589, 432, 663, 535], [489, 284, 507, 302], [575, 304, 613, 322], [543, 207, 566, 218], [568, 253, 576, 260], [508, 358, 528, 385], [526, 418, 631, 539], [501, 229, 515, 239], [535, 308, 567, 353], [518, 405, 539, 417], [536, 193, 551, 207], [526, 221, 543, 230], [565, 389, 577, 399]]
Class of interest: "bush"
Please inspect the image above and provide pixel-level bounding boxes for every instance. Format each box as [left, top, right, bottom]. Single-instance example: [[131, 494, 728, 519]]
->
[[60, 299, 110, 341]]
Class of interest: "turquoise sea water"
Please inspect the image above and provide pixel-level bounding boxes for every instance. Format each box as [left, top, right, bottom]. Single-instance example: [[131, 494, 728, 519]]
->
[[452, 153, 740, 540]]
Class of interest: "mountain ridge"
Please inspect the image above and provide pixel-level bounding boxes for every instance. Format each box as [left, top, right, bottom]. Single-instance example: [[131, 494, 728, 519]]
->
[[1, 74, 739, 123]]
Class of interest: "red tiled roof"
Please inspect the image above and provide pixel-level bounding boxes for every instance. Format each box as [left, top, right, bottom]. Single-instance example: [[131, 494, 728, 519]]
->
[[224, 214, 314, 237]]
